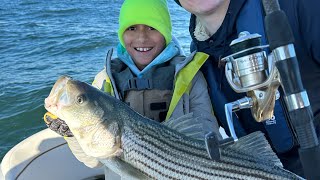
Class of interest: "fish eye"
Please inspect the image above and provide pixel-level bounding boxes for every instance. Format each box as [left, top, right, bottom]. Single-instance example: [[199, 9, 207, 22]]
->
[[76, 95, 86, 105]]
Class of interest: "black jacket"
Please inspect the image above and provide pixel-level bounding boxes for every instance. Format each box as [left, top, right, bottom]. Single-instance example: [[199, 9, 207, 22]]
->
[[186, 0, 320, 176]]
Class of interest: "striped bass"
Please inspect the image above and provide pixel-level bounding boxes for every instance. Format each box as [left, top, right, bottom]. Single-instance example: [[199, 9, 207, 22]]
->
[[44, 76, 304, 180]]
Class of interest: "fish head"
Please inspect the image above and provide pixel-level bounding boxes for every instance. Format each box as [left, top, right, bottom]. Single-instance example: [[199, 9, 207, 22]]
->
[[45, 76, 122, 158], [45, 75, 105, 129]]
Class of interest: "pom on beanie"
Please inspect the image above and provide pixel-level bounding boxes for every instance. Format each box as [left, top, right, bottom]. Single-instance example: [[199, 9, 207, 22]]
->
[[118, 0, 172, 47]]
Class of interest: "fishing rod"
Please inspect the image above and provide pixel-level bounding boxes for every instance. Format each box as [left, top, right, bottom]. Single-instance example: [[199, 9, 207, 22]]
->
[[217, 0, 320, 179], [262, 0, 320, 179]]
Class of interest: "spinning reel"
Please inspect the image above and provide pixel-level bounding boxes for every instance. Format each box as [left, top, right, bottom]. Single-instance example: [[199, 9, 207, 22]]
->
[[221, 31, 281, 140]]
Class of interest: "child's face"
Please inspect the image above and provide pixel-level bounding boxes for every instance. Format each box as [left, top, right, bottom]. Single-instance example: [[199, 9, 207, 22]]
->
[[123, 24, 166, 70]]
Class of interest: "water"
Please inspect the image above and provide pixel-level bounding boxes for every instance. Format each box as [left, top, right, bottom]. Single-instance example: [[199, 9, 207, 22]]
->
[[0, 0, 191, 161]]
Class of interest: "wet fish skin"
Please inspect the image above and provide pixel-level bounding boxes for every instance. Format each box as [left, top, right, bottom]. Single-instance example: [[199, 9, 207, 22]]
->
[[45, 76, 304, 180]]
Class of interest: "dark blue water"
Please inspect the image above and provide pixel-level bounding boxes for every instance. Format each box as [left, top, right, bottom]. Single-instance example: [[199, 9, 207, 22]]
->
[[0, 0, 191, 161]]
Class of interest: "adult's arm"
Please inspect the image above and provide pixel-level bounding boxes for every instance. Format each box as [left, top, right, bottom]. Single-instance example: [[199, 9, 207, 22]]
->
[[294, 0, 320, 63]]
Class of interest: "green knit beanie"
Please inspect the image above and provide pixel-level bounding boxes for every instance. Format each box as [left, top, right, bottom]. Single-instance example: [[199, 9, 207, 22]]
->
[[118, 0, 172, 47]]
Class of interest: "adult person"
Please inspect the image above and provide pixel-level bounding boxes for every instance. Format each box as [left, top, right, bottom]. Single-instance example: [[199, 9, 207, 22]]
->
[[173, 0, 320, 177], [44, 0, 221, 174]]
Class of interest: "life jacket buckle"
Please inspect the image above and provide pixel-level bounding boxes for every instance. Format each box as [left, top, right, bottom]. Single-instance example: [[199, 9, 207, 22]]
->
[[127, 78, 153, 90]]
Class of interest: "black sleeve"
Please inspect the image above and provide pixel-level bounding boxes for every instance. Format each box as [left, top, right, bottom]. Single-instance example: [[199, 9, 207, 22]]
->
[[297, 0, 320, 64]]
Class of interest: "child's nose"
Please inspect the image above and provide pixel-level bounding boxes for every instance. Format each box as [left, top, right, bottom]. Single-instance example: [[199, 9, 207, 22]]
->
[[137, 30, 149, 42]]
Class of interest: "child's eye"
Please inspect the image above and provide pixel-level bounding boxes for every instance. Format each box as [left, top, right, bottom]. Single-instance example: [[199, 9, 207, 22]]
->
[[127, 26, 136, 31]]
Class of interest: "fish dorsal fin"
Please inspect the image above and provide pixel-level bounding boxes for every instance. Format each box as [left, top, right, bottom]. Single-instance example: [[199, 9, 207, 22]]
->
[[227, 131, 283, 167], [162, 113, 205, 140]]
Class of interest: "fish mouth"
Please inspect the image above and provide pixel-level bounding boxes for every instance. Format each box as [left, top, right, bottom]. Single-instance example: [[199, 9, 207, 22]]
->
[[44, 75, 72, 114]]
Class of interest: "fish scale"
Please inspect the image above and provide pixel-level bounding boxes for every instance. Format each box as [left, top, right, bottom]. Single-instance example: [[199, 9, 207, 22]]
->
[[120, 119, 299, 179]]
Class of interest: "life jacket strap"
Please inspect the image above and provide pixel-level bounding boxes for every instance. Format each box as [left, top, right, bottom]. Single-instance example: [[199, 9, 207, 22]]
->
[[125, 78, 153, 91], [165, 52, 209, 120]]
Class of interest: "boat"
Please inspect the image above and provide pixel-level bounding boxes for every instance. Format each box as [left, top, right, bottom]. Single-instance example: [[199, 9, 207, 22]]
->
[[1, 126, 229, 180], [0, 128, 106, 180]]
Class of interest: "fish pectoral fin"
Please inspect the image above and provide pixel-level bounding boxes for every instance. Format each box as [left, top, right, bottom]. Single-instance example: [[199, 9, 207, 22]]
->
[[228, 131, 283, 167], [99, 158, 148, 180]]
